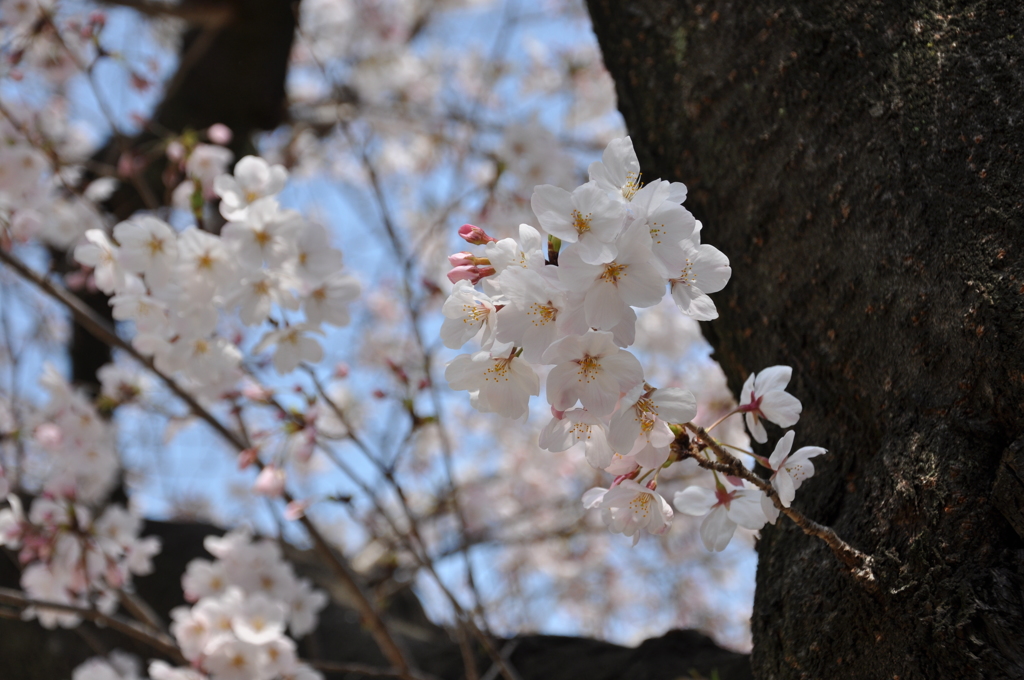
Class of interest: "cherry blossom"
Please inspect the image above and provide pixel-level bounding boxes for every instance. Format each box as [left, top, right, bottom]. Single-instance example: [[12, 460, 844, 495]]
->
[[765, 430, 826, 508], [214, 155, 289, 221], [445, 349, 540, 420], [739, 365, 803, 443], [583, 479, 673, 545], [667, 236, 732, 321], [674, 480, 767, 552], [531, 181, 625, 264], [543, 330, 644, 416]]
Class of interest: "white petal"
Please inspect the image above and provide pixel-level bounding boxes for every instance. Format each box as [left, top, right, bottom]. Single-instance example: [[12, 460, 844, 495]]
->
[[700, 506, 737, 552], [768, 430, 796, 470], [673, 486, 716, 516]]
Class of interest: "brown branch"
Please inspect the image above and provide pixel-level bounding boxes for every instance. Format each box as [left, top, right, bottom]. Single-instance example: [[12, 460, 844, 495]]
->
[[682, 423, 876, 585], [0, 587, 186, 663]]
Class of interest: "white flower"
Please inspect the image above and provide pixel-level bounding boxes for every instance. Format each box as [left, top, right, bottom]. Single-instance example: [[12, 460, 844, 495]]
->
[[215, 155, 288, 221], [609, 385, 696, 468], [531, 181, 625, 264], [584, 479, 673, 545], [221, 197, 302, 269], [538, 407, 614, 468], [484, 223, 547, 276], [293, 222, 343, 285], [231, 592, 288, 644], [113, 216, 178, 289], [445, 350, 540, 420], [110, 275, 170, 337], [739, 366, 803, 443], [288, 578, 328, 638], [228, 270, 299, 326], [493, 268, 568, 362], [765, 430, 826, 508], [176, 227, 235, 295], [255, 325, 324, 374], [187, 144, 234, 187], [203, 636, 261, 680], [440, 280, 498, 350], [304, 273, 360, 327], [588, 136, 643, 202], [667, 236, 731, 321], [74, 229, 125, 294], [674, 481, 767, 552], [542, 330, 644, 417], [557, 222, 664, 331]]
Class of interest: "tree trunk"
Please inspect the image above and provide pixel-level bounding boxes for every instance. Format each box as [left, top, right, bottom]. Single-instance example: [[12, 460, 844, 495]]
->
[[586, 1, 1024, 678]]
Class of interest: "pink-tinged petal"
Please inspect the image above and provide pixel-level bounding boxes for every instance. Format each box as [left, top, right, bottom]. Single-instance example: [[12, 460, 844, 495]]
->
[[691, 244, 731, 294], [582, 487, 608, 509], [538, 416, 572, 452], [615, 262, 666, 309], [531, 185, 578, 242], [754, 365, 792, 394], [633, 439, 671, 469], [773, 469, 796, 507], [556, 248, 601, 291], [768, 430, 796, 470], [585, 281, 628, 330], [761, 493, 780, 525], [673, 486, 717, 516], [541, 334, 583, 365], [652, 492, 674, 525], [700, 506, 737, 552], [727, 492, 768, 530], [610, 306, 637, 347], [573, 236, 619, 266], [746, 411, 767, 443], [585, 428, 615, 469], [739, 373, 756, 407], [580, 369, 621, 416], [545, 362, 581, 411], [653, 388, 698, 424], [675, 288, 719, 321], [609, 408, 642, 453], [759, 390, 802, 428], [600, 350, 644, 393]]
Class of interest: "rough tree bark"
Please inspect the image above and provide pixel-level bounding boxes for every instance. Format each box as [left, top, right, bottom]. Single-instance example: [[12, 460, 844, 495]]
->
[[586, 1, 1024, 678]]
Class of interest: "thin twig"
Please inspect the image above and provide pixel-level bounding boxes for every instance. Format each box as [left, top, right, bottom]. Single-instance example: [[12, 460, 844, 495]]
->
[[681, 423, 876, 584], [0, 587, 186, 663]]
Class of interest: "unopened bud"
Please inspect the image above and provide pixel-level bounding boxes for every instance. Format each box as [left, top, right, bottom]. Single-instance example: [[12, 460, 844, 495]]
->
[[448, 251, 475, 267], [447, 264, 496, 285], [207, 123, 232, 145], [253, 465, 286, 497], [458, 223, 497, 245]]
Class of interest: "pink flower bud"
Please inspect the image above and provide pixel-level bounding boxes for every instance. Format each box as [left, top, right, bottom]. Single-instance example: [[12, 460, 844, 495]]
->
[[285, 499, 309, 521], [253, 465, 286, 497], [448, 251, 476, 267], [550, 406, 566, 420], [333, 363, 350, 379], [207, 123, 232, 145], [458, 223, 497, 245], [646, 480, 658, 491], [165, 141, 185, 164], [447, 264, 496, 284], [237, 448, 259, 470]]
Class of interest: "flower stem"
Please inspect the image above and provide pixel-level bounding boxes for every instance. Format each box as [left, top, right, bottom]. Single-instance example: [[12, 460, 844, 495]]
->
[[679, 423, 877, 587]]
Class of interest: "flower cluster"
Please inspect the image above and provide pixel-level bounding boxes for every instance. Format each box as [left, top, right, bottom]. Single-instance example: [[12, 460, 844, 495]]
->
[[442, 137, 827, 551], [163, 529, 328, 680], [74, 155, 360, 397], [0, 495, 160, 628]]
